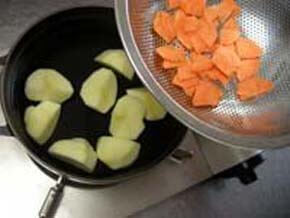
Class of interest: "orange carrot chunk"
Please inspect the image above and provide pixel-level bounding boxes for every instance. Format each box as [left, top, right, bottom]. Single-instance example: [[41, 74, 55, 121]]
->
[[168, 0, 182, 9], [172, 65, 200, 96], [236, 59, 261, 82], [201, 67, 230, 86], [193, 81, 223, 107], [163, 60, 188, 69], [190, 33, 210, 54], [156, 46, 186, 62], [174, 10, 187, 31], [212, 46, 241, 77], [220, 28, 240, 45], [184, 86, 198, 97], [190, 55, 213, 72], [220, 18, 240, 45], [184, 16, 200, 32], [223, 17, 239, 29], [153, 11, 176, 43], [177, 31, 193, 49], [180, 0, 206, 17], [218, 0, 241, 23], [174, 10, 193, 49], [197, 18, 218, 48], [236, 37, 263, 59], [204, 5, 220, 22], [176, 65, 198, 81], [237, 77, 274, 101]]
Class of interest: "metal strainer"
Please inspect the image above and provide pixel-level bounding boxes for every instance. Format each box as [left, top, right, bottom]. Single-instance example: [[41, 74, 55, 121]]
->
[[115, 0, 290, 149]]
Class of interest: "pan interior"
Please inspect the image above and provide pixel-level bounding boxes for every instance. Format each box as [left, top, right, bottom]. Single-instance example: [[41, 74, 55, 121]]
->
[[3, 7, 186, 182]]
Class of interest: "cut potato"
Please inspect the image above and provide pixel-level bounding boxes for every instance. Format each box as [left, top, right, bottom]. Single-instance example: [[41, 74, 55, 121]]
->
[[24, 101, 61, 145], [110, 95, 145, 140], [49, 138, 97, 173], [127, 88, 167, 121], [80, 68, 118, 114], [95, 49, 135, 80], [96, 136, 140, 170], [25, 69, 74, 103]]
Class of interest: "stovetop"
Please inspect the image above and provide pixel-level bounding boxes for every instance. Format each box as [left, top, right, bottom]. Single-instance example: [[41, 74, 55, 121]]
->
[[0, 0, 262, 217], [0, 125, 260, 218]]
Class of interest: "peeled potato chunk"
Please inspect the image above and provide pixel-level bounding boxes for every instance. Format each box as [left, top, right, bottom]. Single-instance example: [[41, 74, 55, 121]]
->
[[96, 136, 140, 170], [110, 95, 145, 140], [24, 101, 61, 145], [25, 69, 74, 103], [127, 88, 167, 121], [49, 138, 97, 173], [80, 68, 118, 114], [94, 49, 135, 80]]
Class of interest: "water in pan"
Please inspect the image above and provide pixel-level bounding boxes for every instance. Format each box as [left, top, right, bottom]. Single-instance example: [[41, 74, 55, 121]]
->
[[128, 0, 290, 139]]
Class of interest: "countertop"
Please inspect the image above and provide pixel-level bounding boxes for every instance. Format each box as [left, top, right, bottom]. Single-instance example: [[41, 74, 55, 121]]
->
[[0, 0, 290, 218]]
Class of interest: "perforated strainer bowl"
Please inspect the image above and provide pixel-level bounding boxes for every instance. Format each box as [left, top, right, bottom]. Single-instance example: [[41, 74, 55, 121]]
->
[[115, 0, 290, 149]]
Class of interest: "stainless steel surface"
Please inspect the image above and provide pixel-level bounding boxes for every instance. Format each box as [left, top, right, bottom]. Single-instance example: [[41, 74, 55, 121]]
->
[[115, 0, 290, 149], [197, 135, 262, 174], [133, 147, 290, 218], [39, 176, 65, 218]]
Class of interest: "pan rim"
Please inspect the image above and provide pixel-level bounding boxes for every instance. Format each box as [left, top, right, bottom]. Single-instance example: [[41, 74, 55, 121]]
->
[[0, 6, 187, 185]]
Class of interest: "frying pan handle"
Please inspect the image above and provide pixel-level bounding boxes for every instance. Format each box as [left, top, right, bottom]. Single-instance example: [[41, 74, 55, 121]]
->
[[0, 48, 8, 65], [39, 176, 66, 218], [0, 49, 11, 136]]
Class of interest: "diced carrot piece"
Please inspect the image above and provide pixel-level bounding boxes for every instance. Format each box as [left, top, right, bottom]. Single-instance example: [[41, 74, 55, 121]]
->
[[174, 10, 193, 49], [168, 0, 182, 9], [193, 81, 223, 107], [184, 16, 200, 32], [210, 43, 220, 52], [236, 59, 261, 82], [172, 67, 200, 97], [184, 86, 197, 97], [190, 33, 210, 54], [212, 46, 241, 76], [201, 67, 230, 86], [218, 0, 241, 23], [176, 64, 198, 81], [237, 77, 274, 100], [223, 17, 239, 29], [190, 51, 198, 61], [190, 55, 213, 72], [197, 18, 218, 48], [220, 28, 240, 45], [156, 46, 186, 62], [172, 73, 183, 86], [213, 19, 220, 28], [180, 0, 206, 17], [236, 37, 263, 59], [204, 5, 219, 22], [163, 60, 188, 69], [177, 31, 193, 49], [212, 43, 236, 53], [153, 11, 176, 43], [220, 18, 240, 45], [174, 10, 187, 31]]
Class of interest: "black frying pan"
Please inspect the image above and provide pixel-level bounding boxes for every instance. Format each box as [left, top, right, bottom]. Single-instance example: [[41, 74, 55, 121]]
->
[[0, 7, 187, 217]]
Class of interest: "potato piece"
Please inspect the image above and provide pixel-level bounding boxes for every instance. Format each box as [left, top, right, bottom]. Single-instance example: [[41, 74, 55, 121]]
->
[[24, 101, 61, 145], [25, 69, 74, 103], [96, 136, 140, 170], [80, 68, 118, 114], [109, 95, 145, 140], [94, 49, 135, 80], [49, 138, 97, 173], [127, 88, 167, 121]]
